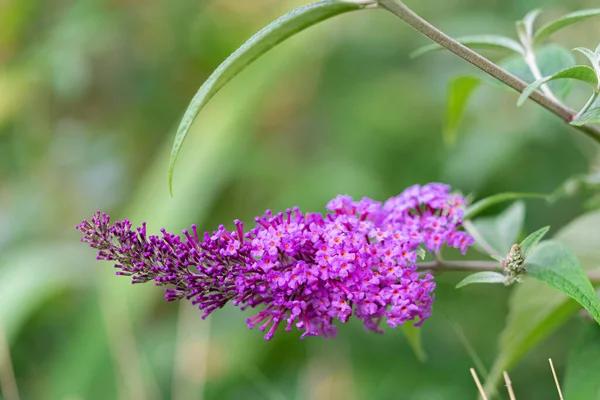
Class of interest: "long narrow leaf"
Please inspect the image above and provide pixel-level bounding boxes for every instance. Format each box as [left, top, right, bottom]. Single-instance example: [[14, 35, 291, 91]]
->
[[517, 65, 597, 106], [464, 192, 547, 220], [410, 35, 524, 58], [535, 9, 600, 44], [168, 1, 368, 192]]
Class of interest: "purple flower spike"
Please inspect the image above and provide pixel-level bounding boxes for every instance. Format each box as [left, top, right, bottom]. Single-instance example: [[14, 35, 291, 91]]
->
[[76, 183, 473, 340]]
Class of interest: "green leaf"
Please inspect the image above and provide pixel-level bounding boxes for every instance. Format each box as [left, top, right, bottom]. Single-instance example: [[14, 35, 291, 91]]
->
[[483, 210, 600, 395], [571, 107, 600, 126], [535, 9, 600, 44], [464, 192, 546, 220], [516, 9, 541, 41], [573, 47, 599, 66], [410, 35, 524, 58], [517, 65, 598, 106], [468, 202, 525, 257], [167, 0, 367, 193], [402, 320, 427, 362], [519, 226, 550, 257], [455, 271, 505, 288], [497, 44, 576, 99], [483, 280, 580, 396], [526, 240, 600, 325], [444, 76, 480, 145], [563, 324, 600, 399]]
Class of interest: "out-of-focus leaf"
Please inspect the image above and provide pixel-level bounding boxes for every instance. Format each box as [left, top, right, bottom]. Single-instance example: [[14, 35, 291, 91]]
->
[[571, 107, 600, 126], [497, 44, 576, 99], [517, 66, 597, 106], [410, 35, 524, 58], [483, 280, 579, 396], [573, 47, 599, 66], [519, 226, 550, 257], [483, 210, 600, 395], [168, 0, 368, 192], [402, 320, 427, 362], [534, 9, 600, 44], [563, 324, 600, 399], [0, 243, 88, 342], [467, 201, 525, 257], [516, 9, 541, 41], [549, 171, 600, 202], [444, 76, 480, 145], [464, 192, 546, 220], [526, 241, 600, 325], [455, 271, 505, 288]]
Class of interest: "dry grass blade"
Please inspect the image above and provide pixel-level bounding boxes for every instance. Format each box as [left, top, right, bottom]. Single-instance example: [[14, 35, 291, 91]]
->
[[470, 368, 488, 400], [549, 358, 564, 400], [503, 371, 516, 400]]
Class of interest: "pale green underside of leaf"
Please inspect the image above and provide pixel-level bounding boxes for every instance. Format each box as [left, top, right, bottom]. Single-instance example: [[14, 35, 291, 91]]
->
[[464, 192, 546, 220], [563, 324, 600, 398], [519, 226, 550, 258], [444, 76, 480, 146], [410, 35, 524, 58], [572, 107, 600, 126], [517, 65, 597, 106], [455, 271, 505, 288], [518, 9, 541, 40], [534, 9, 600, 44], [167, 0, 366, 193], [573, 47, 599, 66], [484, 210, 600, 394], [526, 240, 600, 325]]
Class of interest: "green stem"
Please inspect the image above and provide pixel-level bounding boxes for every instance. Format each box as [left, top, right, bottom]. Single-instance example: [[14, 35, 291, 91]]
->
[[377, 0, 600, 144], [575, 91, 599, 120]]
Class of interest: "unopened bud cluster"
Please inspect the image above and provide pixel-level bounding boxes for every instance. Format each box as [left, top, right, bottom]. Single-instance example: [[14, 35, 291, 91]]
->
[[501, 244, 526, 285]]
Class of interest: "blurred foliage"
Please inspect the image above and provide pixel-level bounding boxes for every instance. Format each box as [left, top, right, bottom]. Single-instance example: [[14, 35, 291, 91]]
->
[[2, 0, 600, 399]]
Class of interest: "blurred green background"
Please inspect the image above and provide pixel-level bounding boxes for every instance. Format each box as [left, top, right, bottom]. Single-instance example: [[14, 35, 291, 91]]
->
[[2, 0, 600, 399]]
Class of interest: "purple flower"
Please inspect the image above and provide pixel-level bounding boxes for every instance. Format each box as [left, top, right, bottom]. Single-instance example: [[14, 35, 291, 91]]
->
[[76, 183, 472, 340]]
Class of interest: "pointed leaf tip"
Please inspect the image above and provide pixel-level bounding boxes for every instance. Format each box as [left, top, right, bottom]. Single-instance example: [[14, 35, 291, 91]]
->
[[167, 0, 367, 191]]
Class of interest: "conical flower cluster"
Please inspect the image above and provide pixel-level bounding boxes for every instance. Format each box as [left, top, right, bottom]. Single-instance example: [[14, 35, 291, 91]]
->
[[77, 183, 473, 340]]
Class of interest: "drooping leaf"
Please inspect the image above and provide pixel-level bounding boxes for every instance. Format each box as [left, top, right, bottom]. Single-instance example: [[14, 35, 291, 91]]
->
[[526, 240, 600, 325], [517, 65, 598, 106], [535, 9, 600, 44], [571, 107, 600, 126], [410, 35, 524, 58], [455, 271, 505, 288], [497, 44, 576, 99], [464, 192, 546, 220], [167, 0, 368, 192], [444, 76, 480, 145], [519, 226, 550, 257], [563, 324, 600, 399], [402, 320, 427, 362], [483, 210, 600, 395]]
